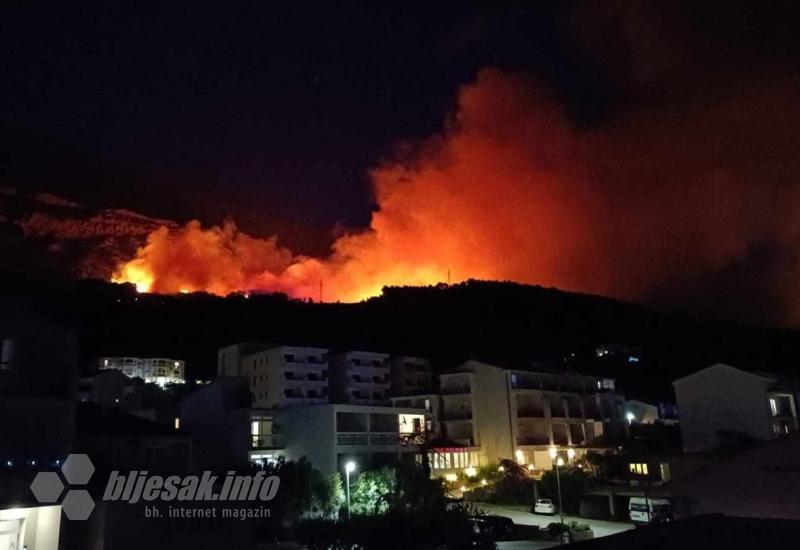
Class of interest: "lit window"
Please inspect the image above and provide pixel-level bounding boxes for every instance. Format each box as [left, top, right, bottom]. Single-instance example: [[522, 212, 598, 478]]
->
[[174, 417, 180, 430], [770, 398, 778, 416]]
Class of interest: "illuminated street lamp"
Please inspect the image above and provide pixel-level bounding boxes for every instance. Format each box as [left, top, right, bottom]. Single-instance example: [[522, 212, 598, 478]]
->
[[626, 412, 635, 425], [345, 461, 356, 519], [549, 447, 566, 531], [567, 448, 576, 461]]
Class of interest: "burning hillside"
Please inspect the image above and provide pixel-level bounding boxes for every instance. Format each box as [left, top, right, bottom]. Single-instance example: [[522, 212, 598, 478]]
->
[[109, 68, 800, 316]]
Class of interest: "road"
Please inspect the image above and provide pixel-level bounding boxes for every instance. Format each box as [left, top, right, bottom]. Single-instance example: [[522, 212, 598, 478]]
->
[[475, 503, 635, 539]]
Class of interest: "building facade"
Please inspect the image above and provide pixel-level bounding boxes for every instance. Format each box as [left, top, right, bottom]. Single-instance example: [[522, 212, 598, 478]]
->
[[389, 356, 433, 396], [394, 360, 626, 477], [99, 357, 185, 387], [328, 351, 391, 405], [673, 363, 799, 452]]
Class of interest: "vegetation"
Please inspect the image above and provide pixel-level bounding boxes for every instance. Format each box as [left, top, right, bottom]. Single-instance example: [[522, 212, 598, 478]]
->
[[537, 467, 590, 515]]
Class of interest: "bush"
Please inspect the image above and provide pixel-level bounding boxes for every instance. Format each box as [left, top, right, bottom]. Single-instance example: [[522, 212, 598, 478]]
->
[[295, 511, 495, 550], [538, 468, 589, 514]]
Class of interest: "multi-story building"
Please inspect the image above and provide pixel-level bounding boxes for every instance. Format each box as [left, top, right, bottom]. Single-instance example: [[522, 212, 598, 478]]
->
[[393, 360, 626, 477], [277, 403, 429, 473], [240, 345, 329, 409], [389, 356, 433, 396], [329, 351, 391, 405], [673, 363, 799, 452], [180, 377, 429, 473], [99, 357, 185, 387]]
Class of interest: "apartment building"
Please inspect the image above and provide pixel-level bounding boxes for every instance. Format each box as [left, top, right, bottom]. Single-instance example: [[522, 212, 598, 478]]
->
[[389, 355, 433, 396], [277, 403, 429, 474], [673, 363, 799, 452], [99, 356, 185, 387], [240, 345, 329, 408], [180, 377, 429, 473], [328, 350, 391, 405], [393, 360, 626, 476]]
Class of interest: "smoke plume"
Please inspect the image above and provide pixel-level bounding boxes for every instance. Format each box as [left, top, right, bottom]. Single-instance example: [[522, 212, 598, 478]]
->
[[113, 67, 800, 321]]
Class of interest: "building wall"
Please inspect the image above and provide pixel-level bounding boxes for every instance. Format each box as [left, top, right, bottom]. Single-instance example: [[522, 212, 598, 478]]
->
[[329, 351, 390, 405], [252, 346, 328, 408], [664, 434, 800, 520], [673, 364, 774, 452], [179, 378, 251, 470], [469, 362, 516, 463], [389, 356, 432, 397]]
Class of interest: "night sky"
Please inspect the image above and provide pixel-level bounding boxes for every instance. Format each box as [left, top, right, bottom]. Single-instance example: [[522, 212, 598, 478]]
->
[[4, 1, 800, 324]]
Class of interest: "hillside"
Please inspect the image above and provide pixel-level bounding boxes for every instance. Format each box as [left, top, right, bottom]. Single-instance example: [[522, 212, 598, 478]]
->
[[4, 273, 800, 402]]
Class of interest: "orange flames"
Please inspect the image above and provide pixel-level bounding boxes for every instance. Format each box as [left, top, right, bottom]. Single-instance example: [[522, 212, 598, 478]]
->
[[113, 69, 800, 307]]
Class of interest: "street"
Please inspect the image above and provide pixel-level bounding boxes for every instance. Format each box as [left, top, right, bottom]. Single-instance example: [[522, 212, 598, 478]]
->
[[476, 503, 635, 539]]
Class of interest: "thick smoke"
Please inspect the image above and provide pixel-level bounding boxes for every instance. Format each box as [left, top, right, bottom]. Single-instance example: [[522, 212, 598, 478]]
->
[[114, 67, 800, 321]]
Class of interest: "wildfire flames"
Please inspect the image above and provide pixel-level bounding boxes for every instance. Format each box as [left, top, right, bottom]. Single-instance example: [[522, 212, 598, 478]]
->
[[113, 69, 800, 306]]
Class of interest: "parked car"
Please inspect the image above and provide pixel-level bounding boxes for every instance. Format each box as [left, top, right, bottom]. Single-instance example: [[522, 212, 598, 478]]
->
[[468, 515, 515, 540], [628, 497, 673, 525], [533, 498, 556, 515]]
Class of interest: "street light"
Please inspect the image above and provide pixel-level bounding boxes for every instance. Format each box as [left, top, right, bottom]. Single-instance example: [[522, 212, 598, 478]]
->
[[549, 448, 565, 532], [626, 412, 635, 425], [567, 448, 576, 462], [345, 461, 356, 519]]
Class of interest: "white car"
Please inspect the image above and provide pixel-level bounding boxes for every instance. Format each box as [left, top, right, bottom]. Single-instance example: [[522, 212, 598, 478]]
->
[[533, 498, 556, 515]]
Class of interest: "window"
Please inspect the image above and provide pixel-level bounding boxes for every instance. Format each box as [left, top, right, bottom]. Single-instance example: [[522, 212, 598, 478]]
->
[[284, 354, 295, 363], [629, 463, 649, 475], [510, 374, 518, 388], [770, 397, 778, 416], [424, 399, 431, 411], [659, 463, 671, 481], [0, 339, 12, 370]]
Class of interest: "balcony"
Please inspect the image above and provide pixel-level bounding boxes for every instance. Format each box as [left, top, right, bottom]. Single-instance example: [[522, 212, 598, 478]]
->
[[337, 432, 369, 445], [516, 436, 550, 446], [251, 434, 284, 449], [441, 385, 471, 395], [517, 407, 546, 418], [442, 411, 473, 421]]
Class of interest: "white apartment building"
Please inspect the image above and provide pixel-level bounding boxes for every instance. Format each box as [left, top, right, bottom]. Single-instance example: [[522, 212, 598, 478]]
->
[[99, 357, 185, 387], [389, 356, 433, 396], [394, 360, 626, 477], [275, 403, 429, 474], [243, 345, 329, 409], [329, 351, 391, 405], [673, 363, 799, 452]]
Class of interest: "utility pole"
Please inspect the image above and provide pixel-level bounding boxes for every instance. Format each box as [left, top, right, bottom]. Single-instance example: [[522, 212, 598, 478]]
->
[[319, 279, 323, 303]]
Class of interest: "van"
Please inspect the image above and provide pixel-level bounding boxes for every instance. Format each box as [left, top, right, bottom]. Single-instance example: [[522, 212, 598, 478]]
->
[[628, 497, 672, 525]]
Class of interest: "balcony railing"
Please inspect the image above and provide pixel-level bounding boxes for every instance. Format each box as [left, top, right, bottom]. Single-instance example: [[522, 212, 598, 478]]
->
[[441, 385, 471, 395], [251, 435, 285, 449], [517, 408, 546, 418], [335, 432, 423, 446], [516, 436, 550, 446]]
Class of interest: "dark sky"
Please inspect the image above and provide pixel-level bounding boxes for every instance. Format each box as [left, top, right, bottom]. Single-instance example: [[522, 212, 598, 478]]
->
[[2, 1, 582, 252]]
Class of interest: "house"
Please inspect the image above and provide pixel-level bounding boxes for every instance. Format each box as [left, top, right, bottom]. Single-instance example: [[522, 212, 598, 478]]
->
[[673, 363, 799, 452]]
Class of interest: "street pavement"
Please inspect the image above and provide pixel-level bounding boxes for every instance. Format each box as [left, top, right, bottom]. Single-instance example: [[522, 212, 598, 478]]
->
[[476, 502, 635, 539]]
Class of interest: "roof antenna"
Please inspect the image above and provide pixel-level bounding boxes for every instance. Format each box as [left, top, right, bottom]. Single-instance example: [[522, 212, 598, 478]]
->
[[319, 279, 323, 303], [447, 269, 451, 285]]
